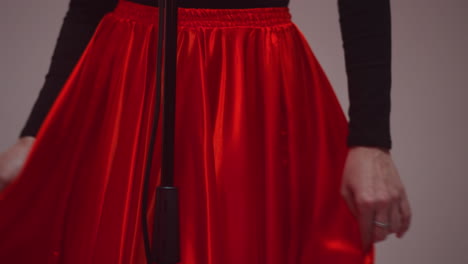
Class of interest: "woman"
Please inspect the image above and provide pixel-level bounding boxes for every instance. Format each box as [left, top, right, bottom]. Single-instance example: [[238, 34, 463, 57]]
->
[[0, 0, 411, 263]]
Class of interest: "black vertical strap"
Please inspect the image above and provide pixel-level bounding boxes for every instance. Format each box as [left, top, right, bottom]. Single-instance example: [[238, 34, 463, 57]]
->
[[160, 0, 178, 188], [152, 0, 180, 263], [140, 0, 181, 263]]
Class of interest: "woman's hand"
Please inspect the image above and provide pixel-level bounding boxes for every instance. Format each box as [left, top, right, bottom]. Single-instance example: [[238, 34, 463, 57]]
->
[[0, 136, 36, 192], [340, 146, 412, 252]]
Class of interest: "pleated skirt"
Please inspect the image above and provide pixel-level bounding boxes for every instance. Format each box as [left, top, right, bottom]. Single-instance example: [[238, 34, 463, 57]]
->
[[0, 1, 374, 263]]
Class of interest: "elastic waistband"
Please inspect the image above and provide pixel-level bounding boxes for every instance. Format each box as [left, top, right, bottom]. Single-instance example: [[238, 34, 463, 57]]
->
[[112, 0, 292, 27]]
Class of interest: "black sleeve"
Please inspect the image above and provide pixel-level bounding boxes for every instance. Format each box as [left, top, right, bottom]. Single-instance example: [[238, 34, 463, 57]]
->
[[337, 0, 392, 150], [19, 0, 118, 138]]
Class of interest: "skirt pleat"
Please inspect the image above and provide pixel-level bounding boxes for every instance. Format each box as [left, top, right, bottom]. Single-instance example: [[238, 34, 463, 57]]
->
[[0, 1, 374, 263]]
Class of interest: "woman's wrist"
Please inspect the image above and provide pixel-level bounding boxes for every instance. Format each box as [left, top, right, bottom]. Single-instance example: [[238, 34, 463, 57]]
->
[[18, 136, 36, 146], [349, 145, 390, 154]]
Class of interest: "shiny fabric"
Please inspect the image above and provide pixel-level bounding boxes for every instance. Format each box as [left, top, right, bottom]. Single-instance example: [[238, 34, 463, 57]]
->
[[0, 0, 374, 263]]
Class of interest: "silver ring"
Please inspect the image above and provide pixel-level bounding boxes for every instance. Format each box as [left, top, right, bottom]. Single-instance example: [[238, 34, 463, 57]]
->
[[374, 221, 391, 229]]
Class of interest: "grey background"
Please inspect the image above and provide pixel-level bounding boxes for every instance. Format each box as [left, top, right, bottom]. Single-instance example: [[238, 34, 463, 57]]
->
[[1, 0, 467, 263]]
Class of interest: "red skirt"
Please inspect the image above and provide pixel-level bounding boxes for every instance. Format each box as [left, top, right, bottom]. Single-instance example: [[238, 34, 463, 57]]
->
[[0, 1, 374, 263]]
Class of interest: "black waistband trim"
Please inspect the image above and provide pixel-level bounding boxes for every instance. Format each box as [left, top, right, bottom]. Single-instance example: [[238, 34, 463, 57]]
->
[[126, 0, 289, 9]]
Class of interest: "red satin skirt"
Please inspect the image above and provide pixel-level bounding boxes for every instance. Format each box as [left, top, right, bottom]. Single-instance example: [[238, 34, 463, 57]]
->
[[0, 1, 374, 263]]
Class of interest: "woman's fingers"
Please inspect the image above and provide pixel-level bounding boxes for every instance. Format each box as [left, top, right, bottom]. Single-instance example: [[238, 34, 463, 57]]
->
[[389, 199, 402, 234], [397, 191, 412, 238], [373, 204, 391, 242], [356, 201, 374, 252], [355, 193, 397, 249], [356, 193, 407, 245]]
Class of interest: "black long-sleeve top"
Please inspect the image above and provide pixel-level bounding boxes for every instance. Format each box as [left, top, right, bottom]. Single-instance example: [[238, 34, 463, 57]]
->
[[19, 0, 393, 150]]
